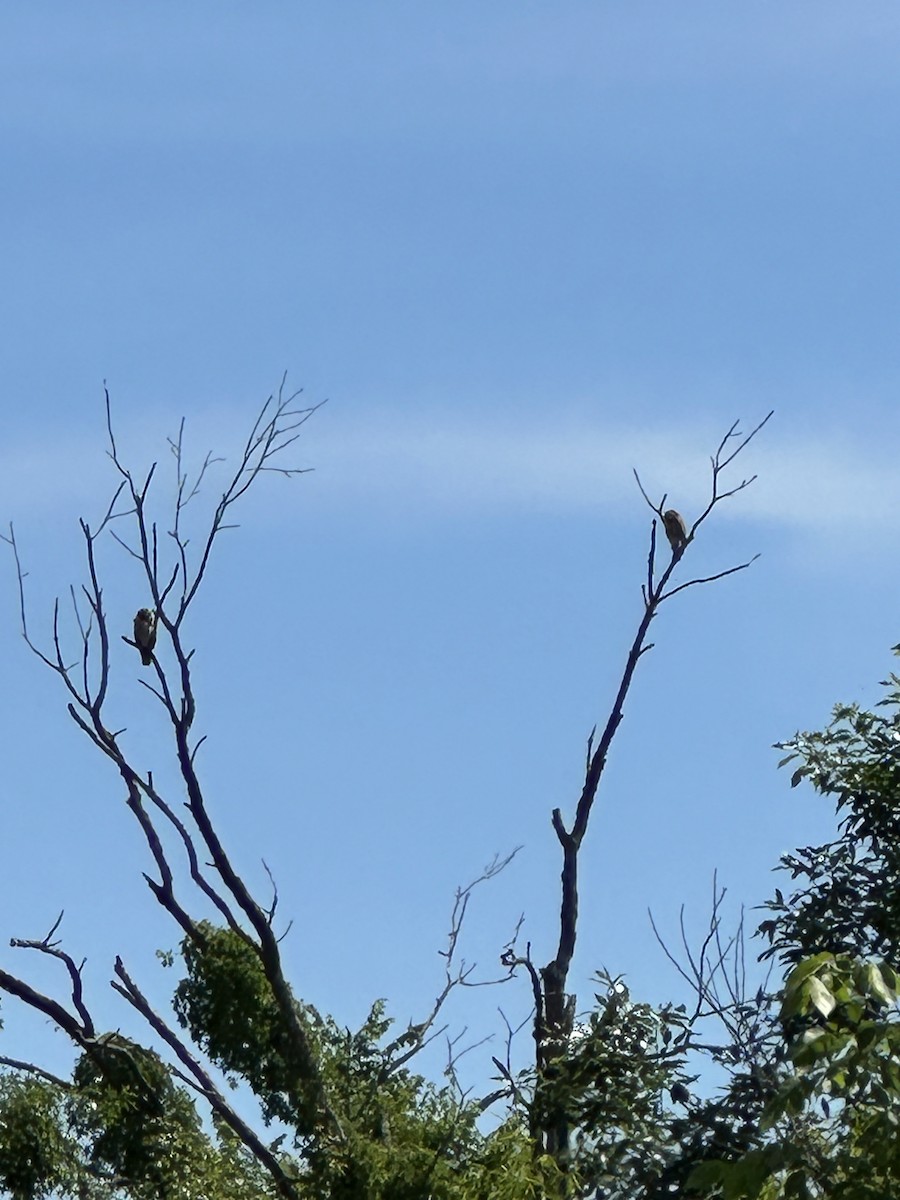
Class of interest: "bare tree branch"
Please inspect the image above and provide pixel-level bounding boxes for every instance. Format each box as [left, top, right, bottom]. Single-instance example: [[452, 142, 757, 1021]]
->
[[508, 413, 774, 1162], [0, 1056, 71, 1088], [2, 382, 338, 1191], [661, 555, 761, 601]]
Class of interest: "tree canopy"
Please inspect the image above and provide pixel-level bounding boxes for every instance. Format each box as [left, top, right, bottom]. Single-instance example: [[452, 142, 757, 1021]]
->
[[1, 393, 897, 1200]]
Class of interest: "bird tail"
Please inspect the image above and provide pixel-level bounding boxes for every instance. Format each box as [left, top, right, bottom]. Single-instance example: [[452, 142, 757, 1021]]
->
[[141, 650, 153, 666]]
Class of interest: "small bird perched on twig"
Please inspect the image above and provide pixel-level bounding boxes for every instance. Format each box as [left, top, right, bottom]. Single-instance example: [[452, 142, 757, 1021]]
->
[[662, 509, 688, 553], [133, 609, 157, 666]]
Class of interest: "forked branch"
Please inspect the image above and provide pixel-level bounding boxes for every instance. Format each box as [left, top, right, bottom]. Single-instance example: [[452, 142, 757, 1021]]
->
[[521, 412, 772, 1162]]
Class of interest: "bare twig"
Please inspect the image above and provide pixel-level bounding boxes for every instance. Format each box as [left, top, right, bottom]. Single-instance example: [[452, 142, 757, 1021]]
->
[[386, 850, 521, 1075], [11, 915, 95, 1035], [648, 879, 778, 1073]]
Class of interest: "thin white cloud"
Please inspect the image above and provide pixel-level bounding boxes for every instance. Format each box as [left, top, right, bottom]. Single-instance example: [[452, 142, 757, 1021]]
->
[[2, 407, 895, 547], [732, 440, 896, 530], [303, 412, 895, 538], [307, 415, 709, 513]]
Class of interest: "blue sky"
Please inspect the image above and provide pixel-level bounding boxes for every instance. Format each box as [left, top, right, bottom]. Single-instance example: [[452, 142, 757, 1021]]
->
[[2, 3, 900, 1095]]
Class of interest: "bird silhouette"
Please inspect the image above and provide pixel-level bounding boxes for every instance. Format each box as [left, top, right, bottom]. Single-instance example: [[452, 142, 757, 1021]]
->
[[133, 609, 157, 666], [662, 509, 688, 553]]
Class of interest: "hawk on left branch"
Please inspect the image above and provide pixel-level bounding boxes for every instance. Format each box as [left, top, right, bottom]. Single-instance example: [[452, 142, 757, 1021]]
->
[[133, 609, 157, 666]]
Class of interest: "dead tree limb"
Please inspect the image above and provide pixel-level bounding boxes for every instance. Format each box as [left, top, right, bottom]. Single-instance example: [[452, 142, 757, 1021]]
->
[[528, 412, 773, 1164]]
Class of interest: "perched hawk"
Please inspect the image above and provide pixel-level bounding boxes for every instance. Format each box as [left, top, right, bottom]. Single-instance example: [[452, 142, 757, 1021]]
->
[[133, 608, 157, 666], [662, 509, 688, 553]]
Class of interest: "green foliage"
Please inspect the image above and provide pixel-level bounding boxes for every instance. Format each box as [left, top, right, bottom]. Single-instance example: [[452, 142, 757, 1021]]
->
[[0, 1066, 280, 1200], [174, 922, 321, 1131], [762, 653, 900, 966], [774, 954, 900, 1197], [685, 954, 900, 1199], [533, 975, 690, 1195], [299, 1004, 483, 1200], [69, 1034, 210, 1198], [453, 1119, 579, 1200], [0, 1077, 72, 1200], [695, 654, 900, 1200], [172, 922, 533, 1199]]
